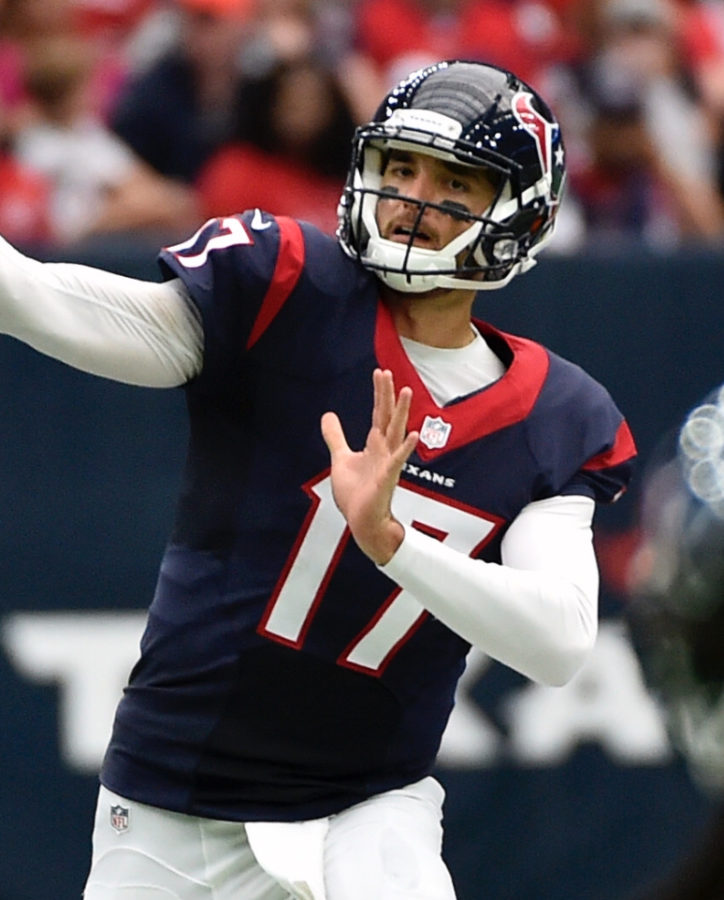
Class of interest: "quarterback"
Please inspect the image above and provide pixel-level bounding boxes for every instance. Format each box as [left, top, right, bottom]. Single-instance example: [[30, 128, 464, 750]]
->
[[0, 61, 635, 898]]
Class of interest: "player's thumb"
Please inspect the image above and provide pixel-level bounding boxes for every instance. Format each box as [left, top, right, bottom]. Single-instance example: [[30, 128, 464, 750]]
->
[[320, 412, 350, 457]]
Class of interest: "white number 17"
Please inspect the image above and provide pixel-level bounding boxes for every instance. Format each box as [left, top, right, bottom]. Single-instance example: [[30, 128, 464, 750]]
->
[[258, 473, 500, 676]]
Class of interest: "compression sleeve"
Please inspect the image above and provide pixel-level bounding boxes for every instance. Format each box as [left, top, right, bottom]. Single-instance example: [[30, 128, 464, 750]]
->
[[380, 494, 598, 686], [0, 236, 202, 386]]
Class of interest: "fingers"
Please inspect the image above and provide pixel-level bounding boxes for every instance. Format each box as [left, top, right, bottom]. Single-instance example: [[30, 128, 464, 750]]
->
[[372, 368, 414, 449], [320, 411, 350, 457], [390, 428, 419, 473], [388, 384, 412, 450], [325, 369, 418, 460], [372, 368, 394, 433]]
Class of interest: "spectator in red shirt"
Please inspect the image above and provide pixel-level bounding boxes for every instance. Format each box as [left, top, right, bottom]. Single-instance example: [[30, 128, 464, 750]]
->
[[110, 0, 255, 183], [354, 0, 582, 90], [0, 139, 50, 245], [197, 55, 356, 233], [564, 0, 724, 246]]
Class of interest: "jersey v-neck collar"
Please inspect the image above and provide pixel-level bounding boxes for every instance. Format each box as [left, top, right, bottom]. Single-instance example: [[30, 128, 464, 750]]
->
[[374, 299, 550, 460]]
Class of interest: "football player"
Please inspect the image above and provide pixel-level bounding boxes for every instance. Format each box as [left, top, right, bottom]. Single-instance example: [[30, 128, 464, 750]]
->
[[0, 61, 636, 899]]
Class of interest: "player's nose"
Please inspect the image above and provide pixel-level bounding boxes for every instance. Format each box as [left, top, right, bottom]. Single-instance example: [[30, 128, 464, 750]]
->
[[403, 170, 437, 204]]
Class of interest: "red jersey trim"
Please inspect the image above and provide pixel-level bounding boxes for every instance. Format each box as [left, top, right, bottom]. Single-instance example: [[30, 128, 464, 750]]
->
[[583, 419, 637, 471], [246, 216, 305, 350], [374, 300, 550, 461]]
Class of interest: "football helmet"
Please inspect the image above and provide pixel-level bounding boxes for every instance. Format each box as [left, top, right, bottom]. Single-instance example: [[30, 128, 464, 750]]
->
[[628, 384, 724, 792], [337, 60, 566, 293]]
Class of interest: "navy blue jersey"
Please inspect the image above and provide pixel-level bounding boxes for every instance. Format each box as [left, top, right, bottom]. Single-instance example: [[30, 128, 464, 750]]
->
[[101, 211, 636, 822]]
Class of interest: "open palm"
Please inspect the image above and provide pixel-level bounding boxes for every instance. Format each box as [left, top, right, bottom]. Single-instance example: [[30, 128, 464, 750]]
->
[[321, 368, 419, 564]]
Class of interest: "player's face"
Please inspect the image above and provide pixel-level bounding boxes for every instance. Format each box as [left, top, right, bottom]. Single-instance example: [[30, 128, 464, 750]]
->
[[376, 149, 498, 251]]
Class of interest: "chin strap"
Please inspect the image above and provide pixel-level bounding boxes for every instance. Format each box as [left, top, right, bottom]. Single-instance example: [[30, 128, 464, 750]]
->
[[365, 234, 538, 293]]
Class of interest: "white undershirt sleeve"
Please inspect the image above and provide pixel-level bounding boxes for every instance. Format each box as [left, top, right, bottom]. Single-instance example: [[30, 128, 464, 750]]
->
[[0, 235, 202, 386], [380, 494, 598, 686]]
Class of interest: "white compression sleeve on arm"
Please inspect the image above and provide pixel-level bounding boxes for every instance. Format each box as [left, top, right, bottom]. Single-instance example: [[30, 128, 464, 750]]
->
[[380, 494, 598, 686], [0, 236, 202, 386]]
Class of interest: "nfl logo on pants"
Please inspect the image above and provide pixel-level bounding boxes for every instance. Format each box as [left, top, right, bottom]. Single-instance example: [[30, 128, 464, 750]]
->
[[110, 804, 129, 834]]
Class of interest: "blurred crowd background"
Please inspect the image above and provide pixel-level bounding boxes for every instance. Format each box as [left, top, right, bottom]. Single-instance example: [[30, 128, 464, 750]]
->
[[0, 0, 723, 253]]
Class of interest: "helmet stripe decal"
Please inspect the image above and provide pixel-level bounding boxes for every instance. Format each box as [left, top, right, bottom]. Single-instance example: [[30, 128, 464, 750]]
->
[[512, 92, 552, 183]]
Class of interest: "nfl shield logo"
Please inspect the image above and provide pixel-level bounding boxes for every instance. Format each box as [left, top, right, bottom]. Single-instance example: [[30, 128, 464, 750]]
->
[[419, 415, 452, 450], [110, 804, 130, 834]]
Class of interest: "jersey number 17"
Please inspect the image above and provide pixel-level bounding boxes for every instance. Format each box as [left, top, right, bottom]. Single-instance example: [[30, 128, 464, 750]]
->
[[258, 472, 500, 676]]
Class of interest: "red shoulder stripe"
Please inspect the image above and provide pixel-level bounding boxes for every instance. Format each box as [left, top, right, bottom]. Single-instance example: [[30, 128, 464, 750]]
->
[[246, 217, 305, 350], [583, 419, 637, 471]]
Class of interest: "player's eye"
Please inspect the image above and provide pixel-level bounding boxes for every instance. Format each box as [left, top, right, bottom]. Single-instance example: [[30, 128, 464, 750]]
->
[[388, 163, 414, 179], [448, 176, 470, 193]]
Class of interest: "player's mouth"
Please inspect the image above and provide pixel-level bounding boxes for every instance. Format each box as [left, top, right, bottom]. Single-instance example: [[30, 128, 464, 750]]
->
[[388, 224, 436, 248]]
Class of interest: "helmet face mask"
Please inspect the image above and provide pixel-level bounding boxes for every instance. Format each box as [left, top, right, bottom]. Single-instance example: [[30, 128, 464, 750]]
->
[[337, 60, 566, 293]]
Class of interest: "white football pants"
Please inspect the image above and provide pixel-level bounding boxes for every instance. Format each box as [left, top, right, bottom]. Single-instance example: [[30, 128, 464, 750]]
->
[[83, 779, 457, 899]]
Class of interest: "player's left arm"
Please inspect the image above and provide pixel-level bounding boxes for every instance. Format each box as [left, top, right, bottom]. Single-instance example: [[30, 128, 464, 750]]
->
[[323, 368, 601, 687], [380, 494, 598, 687]]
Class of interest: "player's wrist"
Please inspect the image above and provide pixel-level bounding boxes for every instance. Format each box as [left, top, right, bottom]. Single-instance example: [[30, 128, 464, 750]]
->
[[356, 517, 405, 566]]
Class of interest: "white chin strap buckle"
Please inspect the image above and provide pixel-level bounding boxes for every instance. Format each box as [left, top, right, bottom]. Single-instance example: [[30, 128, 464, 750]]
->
[[365, 237, 457, 292]]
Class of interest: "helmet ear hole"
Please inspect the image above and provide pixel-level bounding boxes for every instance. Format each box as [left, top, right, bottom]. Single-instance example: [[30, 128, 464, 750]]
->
[[337, 59, 566, 292]]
